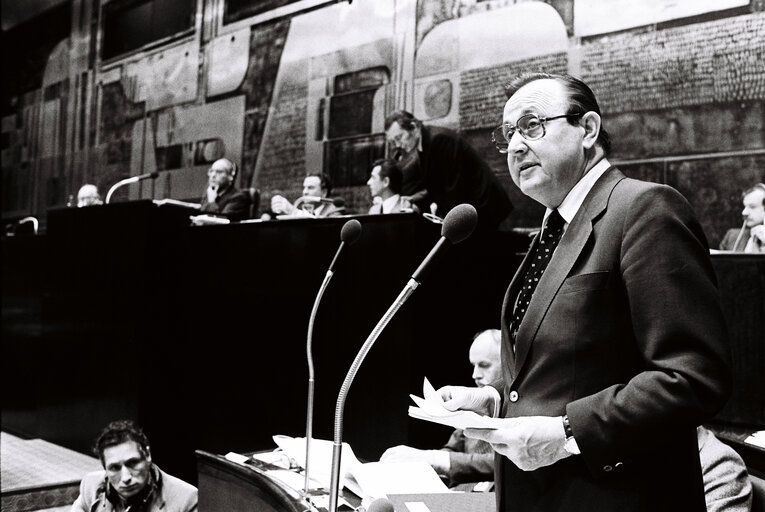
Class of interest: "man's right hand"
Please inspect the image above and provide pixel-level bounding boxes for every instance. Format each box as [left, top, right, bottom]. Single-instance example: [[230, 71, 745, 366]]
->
[[438, 385, 497, 417], [270, 195, 294, 215], [206, 185, 218, 203], [380, 445, 450, 474]]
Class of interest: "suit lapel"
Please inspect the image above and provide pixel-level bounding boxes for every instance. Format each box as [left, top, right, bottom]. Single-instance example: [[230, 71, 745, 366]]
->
[[510, 167, 624, 384]]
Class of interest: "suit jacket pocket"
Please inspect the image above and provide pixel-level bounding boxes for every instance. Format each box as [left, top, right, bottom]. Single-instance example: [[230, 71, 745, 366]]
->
[[559, 271, 610, 294]]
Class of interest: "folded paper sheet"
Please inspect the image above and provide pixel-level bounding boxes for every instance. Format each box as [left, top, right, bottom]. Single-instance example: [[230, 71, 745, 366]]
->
[[269, 435, 449, 500], [407, 377, 502, 430]]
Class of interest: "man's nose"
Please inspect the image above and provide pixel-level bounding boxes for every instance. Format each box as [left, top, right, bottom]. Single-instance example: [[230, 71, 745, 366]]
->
[[120, 466, 133, 482], [508, 130, 528, 154]]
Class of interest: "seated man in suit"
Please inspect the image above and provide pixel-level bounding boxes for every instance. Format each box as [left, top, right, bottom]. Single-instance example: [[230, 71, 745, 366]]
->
[[198, 158, 251, 222], [269, 172, 346, 218], [719, 183, 765, 253], [71, 419, 197, 512], [380, 329, 501, 489], [367, 158, 414, 214]]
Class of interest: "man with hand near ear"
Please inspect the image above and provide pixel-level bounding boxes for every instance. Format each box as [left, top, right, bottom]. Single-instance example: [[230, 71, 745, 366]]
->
[[199, 158, 251, 221]]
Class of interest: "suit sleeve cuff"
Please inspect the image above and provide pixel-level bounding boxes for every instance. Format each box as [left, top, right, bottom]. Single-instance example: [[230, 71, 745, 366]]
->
[[484, 386, 502, 418]]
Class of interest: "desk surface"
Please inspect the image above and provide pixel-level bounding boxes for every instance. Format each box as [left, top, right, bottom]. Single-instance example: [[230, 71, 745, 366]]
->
[[196, 450, 495, 512]]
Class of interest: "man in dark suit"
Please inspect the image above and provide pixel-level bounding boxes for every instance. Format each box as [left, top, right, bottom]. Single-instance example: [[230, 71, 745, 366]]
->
[[367, 158, 413, 214], [199, 158, 251, 221], [719, 183, 765, 252], [384, 110, 513, 231], [438, 73, 731, 512]]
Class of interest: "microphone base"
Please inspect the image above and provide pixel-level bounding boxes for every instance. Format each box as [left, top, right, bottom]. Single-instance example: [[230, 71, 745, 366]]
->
[[299, 488, 329, 498]]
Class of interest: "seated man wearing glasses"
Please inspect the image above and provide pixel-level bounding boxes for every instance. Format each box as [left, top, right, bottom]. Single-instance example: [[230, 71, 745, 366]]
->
[[384, 110, 512, 231], [72, 419, 197, 512], [199, 158, 251, 221]]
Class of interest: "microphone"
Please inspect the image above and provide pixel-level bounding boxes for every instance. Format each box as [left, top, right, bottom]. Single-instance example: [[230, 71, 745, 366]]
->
[[327, 204, 477, 512], [105, 172, 160, 203], [303, 218, 362, 496], [412, 203, 476, 282]]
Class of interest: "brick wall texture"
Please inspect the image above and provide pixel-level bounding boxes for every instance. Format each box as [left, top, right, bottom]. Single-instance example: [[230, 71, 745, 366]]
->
[[583, 13, 765, 114]]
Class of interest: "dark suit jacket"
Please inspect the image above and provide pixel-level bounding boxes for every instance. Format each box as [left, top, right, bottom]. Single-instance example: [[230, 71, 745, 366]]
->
[[200, 185, 251, 221], [719, 226, 765, 252], [496, 167, 731, 512], [402, 126, 513, 230]]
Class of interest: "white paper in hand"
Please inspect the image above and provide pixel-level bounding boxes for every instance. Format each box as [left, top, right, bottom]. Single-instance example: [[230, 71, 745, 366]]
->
[[407, 377, 500, 430]]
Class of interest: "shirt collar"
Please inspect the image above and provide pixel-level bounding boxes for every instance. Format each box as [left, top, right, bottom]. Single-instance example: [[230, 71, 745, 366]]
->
[[381, 194, 401, 213], [544, 157, 611, 227]]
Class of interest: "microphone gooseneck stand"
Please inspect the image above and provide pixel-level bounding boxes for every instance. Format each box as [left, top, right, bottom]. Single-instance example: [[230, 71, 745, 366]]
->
[[303, 219, 362, 499], [327, 277, 420, 512], [327, 204, 477, 512], [303, 268, 332, 497], [105, 172, 159, 203]]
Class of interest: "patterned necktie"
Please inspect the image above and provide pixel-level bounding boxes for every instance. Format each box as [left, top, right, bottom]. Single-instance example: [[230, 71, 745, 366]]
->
[[509, 210, 565, 342]]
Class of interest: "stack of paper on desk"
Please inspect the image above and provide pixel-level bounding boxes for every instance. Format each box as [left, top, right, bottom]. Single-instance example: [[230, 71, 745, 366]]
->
[[408, 378, 502, 430], [269, 435, 448, 500]]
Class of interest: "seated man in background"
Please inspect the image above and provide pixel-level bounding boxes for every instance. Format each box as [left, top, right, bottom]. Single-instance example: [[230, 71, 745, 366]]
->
[[198, 158, 251, 222], [77, 184, 103, 207], [697, 425, 752, 512], [720, 183, 765, 253], [269, 172, 346, 218], [71, 419, 197, 512], [367, 158, 414, 214], [380, 329, 501, 489]]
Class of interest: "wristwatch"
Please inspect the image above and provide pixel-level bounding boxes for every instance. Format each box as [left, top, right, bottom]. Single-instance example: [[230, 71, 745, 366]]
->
[[562, 414, 581, 455]]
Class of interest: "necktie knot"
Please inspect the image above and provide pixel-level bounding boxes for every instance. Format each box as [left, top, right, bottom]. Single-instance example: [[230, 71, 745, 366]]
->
[[545, 210, 565, 237]]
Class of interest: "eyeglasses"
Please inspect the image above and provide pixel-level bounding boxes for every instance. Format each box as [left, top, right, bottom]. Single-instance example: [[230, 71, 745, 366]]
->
[[491, 113, 582, 153]]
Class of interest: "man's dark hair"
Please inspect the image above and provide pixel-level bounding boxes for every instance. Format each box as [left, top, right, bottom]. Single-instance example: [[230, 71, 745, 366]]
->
[[504, 72, 612, 156], [306, 172, 332, 196], [93, 420, 150, 464], [384, 110, 421, 131], [371, 158, 403, 195], [743, 183, 765, 205]]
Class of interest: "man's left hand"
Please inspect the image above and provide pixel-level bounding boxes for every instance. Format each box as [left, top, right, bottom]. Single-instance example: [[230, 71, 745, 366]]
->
[[751, 224, 765, 243], [464, 415, 572, 471], [206, 185, 218, 203]]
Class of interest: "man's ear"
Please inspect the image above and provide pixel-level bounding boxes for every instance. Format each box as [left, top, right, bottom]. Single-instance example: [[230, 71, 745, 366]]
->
[[144, 446, 152, 463], [580, 111, 601, 150], [383, 176, 390, 189]]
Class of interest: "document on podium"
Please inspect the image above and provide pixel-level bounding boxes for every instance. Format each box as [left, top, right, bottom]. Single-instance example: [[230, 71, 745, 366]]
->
[[269, 435, 448, 500], [408, 378, 502, 430]]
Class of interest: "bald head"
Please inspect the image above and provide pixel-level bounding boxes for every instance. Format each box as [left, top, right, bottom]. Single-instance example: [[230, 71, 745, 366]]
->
[[469, 329, 502, 387], [208, 158, 237, 189], [77, 184, 102, 207]]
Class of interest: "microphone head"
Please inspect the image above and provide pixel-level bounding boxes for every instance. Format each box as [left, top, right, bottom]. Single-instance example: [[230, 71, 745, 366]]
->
[[340, 219, 362, 245], [367, 498, 395, 512], [441, 203, 478, 244]]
